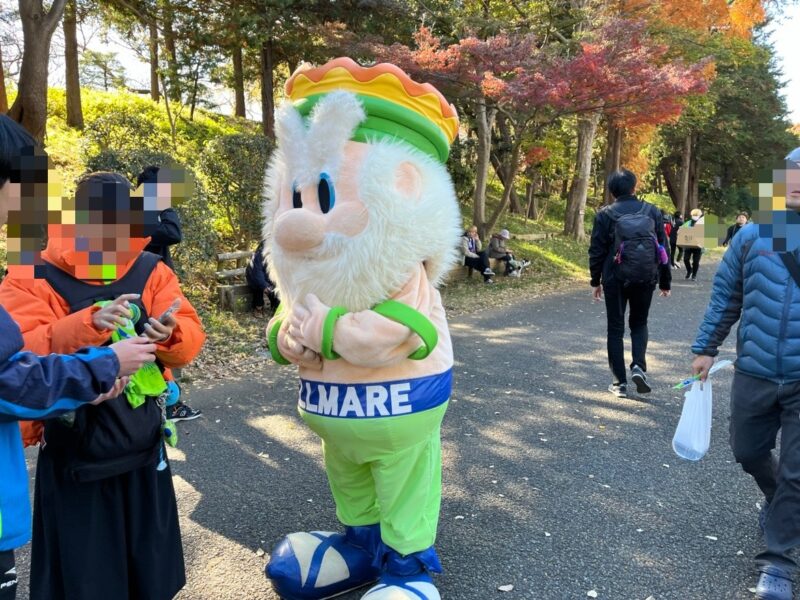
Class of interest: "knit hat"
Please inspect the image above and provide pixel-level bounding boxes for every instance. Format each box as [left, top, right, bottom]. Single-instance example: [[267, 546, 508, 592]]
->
[[285, 57, 459, 163]]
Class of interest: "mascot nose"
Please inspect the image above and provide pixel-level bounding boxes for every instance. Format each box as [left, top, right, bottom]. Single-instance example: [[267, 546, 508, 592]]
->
[[274, 209, 327, 252]]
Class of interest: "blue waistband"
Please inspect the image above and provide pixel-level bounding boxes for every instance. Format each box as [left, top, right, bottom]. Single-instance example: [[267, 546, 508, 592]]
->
[[298, 370, 452, 419]]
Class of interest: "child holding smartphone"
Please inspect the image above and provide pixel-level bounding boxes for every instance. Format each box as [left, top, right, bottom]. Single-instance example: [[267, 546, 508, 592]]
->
[[0, 171, 206, 600]]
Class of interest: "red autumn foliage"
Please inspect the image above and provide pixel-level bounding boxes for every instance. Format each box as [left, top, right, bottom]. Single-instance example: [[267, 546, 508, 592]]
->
[[368, 19, 710, 129]]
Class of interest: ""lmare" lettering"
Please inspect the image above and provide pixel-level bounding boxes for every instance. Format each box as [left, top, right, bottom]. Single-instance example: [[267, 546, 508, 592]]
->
[[299, 382, 412, 417]]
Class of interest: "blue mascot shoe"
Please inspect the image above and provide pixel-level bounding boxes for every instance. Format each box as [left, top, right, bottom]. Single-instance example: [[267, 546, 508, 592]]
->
[[755, 565, 794, 600], [361, 548, 442, 600], [266, 525, 381, 600]]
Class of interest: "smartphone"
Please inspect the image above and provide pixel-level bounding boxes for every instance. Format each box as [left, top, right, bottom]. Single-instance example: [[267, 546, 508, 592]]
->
[[158, 299, 182, 324]]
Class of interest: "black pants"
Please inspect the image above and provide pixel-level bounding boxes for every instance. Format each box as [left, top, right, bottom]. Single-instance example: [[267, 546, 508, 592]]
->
[[683, 248, 702, 278], [730, 371, 800, 574], [0, 550, 16, 600], [30, 450, 185, 600], [464, 252, 492, 281], [603, 282, 655, 384], [669, 239, 679, 266], [250, 286, 280, 311], [494, 254, 514, 274]]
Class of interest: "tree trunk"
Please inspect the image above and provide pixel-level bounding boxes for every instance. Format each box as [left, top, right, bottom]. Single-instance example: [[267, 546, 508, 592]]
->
[[490, 152, 522, 215], [494, 114, 521, 213], [688, 135, 700, 210], [472, 97, 496, 237], [161, 0, 180, 101], [564, 112, 600, 240], [232, 45, 246, 118], [603, 122, 623, 205], [148, 19, 160, 102], [659, 159, 680, 208], [189, 66, 200, 120], [485, 138, 524, 235], [8, 0, 68, 141], [63, 0, 83, 128], [260, 39, 275, 139], [678, 133, 692, 216], [525, 179, 538, 220], [0, 42, 8, 113]]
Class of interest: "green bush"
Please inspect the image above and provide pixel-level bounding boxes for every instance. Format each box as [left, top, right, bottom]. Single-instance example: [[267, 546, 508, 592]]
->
[[197, 133, 274, 248]]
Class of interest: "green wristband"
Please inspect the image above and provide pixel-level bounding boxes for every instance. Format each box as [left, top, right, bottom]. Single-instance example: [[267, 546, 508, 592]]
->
[[321, 306, 349, 360], [372, 299, 438, 360], [267, 315, 291, 365]]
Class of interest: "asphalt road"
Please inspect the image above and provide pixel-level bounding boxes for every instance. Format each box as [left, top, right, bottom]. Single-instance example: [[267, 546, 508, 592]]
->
[[17, 258, 774, 599]]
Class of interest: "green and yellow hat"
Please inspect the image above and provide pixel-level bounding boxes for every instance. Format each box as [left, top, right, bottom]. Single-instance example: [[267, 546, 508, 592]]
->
[[285, 57, 459, 164]]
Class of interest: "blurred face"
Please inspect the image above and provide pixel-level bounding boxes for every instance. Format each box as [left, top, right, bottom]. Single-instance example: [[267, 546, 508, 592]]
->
[[469, 227, 478, 238], [786, 167, 800, 210], [736, 214, 748, 225]]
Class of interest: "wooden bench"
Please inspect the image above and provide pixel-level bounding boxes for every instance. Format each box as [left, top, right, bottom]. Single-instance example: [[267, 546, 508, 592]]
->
[[216, 250, 252, 312]]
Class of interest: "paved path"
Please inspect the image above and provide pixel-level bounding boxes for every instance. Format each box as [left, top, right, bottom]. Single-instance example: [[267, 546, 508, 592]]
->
[[19, 260, 770, 599]]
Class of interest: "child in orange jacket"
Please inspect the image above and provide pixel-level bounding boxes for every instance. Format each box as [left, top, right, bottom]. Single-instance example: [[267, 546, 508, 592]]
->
[[0, 171, 205, 600]]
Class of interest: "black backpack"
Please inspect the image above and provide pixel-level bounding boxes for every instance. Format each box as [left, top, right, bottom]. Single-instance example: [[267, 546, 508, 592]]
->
[[609, 203, 659, 286], [41, 252, 164, 482]]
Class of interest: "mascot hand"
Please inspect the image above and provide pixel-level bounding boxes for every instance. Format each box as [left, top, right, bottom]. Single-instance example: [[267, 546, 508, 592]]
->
[[286, 294, 329, 354], [277, 320, 323, 370]]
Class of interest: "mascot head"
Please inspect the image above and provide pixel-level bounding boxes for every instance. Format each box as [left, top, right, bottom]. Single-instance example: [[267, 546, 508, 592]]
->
[[263, 57, 462, 312]]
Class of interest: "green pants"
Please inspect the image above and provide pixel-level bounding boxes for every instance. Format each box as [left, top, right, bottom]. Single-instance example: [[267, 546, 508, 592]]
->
[[301, 402, 447, 555]]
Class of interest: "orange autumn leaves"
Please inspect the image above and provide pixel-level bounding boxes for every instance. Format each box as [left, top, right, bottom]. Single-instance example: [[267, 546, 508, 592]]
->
[[613, 0, 766, 38]]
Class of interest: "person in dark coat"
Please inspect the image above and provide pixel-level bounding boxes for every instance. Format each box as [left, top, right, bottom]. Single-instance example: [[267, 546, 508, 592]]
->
[[723, 212, 749, 246], [136, 165, 183, 271], [670, 211, 684, 268], [0, 115, 158, 600], [246, 240, 279, 315], [589, 169, 671, 399]]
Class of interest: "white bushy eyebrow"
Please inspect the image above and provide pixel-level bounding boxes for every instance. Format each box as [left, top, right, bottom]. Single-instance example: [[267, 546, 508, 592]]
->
[[273, 92, 366, 189]]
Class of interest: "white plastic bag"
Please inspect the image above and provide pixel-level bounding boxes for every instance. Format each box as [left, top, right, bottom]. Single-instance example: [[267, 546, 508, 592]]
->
[[672, 360, 733, 461]]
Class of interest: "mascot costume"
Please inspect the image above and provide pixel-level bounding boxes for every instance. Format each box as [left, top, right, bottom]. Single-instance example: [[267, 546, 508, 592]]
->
[[262, 57, 461, 600]]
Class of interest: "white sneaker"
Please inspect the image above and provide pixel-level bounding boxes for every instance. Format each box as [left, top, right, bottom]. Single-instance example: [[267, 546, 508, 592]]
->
[[509, 270, 521, 278], [483, 268, 495, 276]]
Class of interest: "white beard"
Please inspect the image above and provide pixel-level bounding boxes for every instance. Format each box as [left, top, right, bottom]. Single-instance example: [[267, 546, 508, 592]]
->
[[263, 140, 462, 313]]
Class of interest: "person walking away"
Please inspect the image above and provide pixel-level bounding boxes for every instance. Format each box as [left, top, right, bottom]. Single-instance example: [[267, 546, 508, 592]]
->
[[681, 208, 704, 280], [690, 147, 800, 600], [723, 212, 749, 247], [589, 169, 671, 399], [0, 116, 158, 600], [671, 211, 684, 268], [460, 226, 494, 283]]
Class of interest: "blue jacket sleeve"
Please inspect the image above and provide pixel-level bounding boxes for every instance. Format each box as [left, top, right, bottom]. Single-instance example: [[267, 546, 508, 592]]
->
[[691, 230, 750, 356], [0, 306, 120, 422]]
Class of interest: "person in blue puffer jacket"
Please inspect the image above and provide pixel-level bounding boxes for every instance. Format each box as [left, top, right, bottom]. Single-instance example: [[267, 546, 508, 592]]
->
[[0, 115, 158, 600], [691, 147, 800, 600]]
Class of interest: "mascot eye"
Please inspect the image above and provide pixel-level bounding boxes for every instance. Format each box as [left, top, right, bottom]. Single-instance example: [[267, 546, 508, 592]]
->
[[292, 184, 302, 209], [318, 173, 335, 214]]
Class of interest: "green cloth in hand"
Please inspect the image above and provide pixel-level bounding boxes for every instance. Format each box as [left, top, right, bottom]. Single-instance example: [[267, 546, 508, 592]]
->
[[94, 300, 167, 408]]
